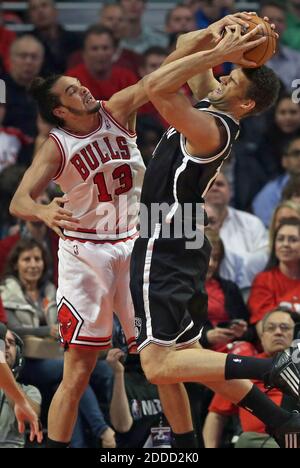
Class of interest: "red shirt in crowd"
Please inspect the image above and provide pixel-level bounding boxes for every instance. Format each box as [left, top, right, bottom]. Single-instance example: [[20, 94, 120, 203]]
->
[[66, 63, 138, 101], [0, 296, 7, 323], [209, 350, 283, 434], [206, 278, 229, 327], [0, 26, 16, 71], [248, 267, 300, 324]]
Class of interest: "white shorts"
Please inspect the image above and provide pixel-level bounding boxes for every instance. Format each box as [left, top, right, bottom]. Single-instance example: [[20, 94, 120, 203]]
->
[[56, 237, 137, 351]]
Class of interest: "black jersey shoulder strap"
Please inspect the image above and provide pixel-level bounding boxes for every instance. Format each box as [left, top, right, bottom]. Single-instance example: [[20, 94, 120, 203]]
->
[[179, 100, 240, 164]]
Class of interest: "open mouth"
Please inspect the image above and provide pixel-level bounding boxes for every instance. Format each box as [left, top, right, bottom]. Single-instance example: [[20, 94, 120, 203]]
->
[[85, 95, 94, 105]]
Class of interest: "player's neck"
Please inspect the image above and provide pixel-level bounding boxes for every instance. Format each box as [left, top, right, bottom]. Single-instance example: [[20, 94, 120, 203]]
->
[[63, 113, 100, 135], [209, 104, 240, 123]]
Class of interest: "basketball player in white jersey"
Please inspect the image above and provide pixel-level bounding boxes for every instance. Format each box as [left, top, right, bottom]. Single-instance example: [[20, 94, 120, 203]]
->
[[9, 12, 262, 447]]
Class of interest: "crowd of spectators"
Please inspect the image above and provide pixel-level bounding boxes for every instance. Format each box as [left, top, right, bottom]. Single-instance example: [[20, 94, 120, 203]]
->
[[1, 0, 300, 449]]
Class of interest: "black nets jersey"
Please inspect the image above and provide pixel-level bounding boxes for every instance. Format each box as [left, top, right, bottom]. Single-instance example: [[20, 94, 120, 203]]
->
[[140, 100, 240, 235]]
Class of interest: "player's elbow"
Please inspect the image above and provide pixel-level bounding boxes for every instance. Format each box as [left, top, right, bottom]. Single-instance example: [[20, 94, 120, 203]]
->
[[110, 415, 133, 433], [9, 196, 18, 218]]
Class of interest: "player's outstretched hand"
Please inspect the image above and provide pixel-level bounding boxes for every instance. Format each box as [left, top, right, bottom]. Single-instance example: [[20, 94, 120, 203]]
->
[[215, 24, 267, 68], [208, 11, 279, 46], [36, 195, 80, 240], [14, 398, 43, 444]]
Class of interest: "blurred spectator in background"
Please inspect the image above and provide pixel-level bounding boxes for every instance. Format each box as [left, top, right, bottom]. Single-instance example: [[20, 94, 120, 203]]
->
[[0, 238, 64, 424], [182, 0, 205, 15], [206, 172, 269, 293], [0, 329, 42, 448], [282, 174, 300, 203], [165, 4, 196, 34], [0, 191, 59, 285], [1, 239, 57, 339], [234, 89, 298, 211], [71, 384, 116, 449], [248, 218, 300, 328], [244, 93, 300, 203], [107, 348, 168, 448], [136, 115, 164, 166], [28, 0, 82, 76], [205, 203, 249, 289], [0, 296, 7, 323], [0, 103, 33, 174], [260, 1, 300, 91], [283, 0, 300, 51], [253, 136, 300, 227], [0, 239, 115, 440], [119, 0, 168, 53], [194, 0, 234, 29], [138, 46, 169, 128], [66, 25, 137, 101], [0, 1, 16, 72], [200, 230, 249, 351], [1, 35, 44, 165], [0, 165, 26, 239], [203, 309, 297, 449], [205, 172, 269, 274], [193, 0, 234, 77], [269, 201, 300, 243], [33, 115, 53, 156], [99, 3, 142, 75]]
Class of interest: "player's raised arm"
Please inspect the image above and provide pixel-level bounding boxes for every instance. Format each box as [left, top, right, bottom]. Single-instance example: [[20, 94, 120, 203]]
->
[[9, 138, 79, 240], [103, 19, 242, 133], [179, 12, 257, 100], [144, 25, 265, 155]]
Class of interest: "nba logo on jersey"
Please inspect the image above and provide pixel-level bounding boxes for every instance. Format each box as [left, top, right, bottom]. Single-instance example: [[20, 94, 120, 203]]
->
[[131, 399, 143, 419], [105, 119, 111, 129], [73, 245, 79, 256]]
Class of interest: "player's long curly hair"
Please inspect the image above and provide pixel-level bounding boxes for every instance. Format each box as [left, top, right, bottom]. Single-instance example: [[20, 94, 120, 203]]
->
[[29, 75, 64, 127]]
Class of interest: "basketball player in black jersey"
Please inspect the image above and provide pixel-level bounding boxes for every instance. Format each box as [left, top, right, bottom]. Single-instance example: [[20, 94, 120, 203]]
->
[[130, 22, 300, 448]]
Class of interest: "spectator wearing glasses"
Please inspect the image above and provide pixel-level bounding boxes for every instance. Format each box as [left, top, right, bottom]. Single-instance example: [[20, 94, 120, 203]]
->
[[253, 137, 300, 227], [203, 309, 298, 449], [249, 218, 300, 329]]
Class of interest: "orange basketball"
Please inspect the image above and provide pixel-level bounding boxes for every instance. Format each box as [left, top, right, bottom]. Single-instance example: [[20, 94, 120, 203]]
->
[[243, 15, 277, 67]]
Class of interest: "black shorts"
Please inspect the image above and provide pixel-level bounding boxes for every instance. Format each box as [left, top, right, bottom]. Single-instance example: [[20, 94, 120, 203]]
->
[[130, 226, 211, 352]]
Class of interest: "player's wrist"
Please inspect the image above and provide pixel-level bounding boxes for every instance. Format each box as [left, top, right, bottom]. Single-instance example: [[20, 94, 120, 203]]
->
[[35, 204, 47, 222]]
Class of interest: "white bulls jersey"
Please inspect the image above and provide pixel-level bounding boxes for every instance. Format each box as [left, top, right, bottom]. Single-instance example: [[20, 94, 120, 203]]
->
[[50, 101, 145, 242]]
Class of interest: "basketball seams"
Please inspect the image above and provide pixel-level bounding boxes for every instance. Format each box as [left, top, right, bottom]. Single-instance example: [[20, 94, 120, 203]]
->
[[244, 17, 277, 66]]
